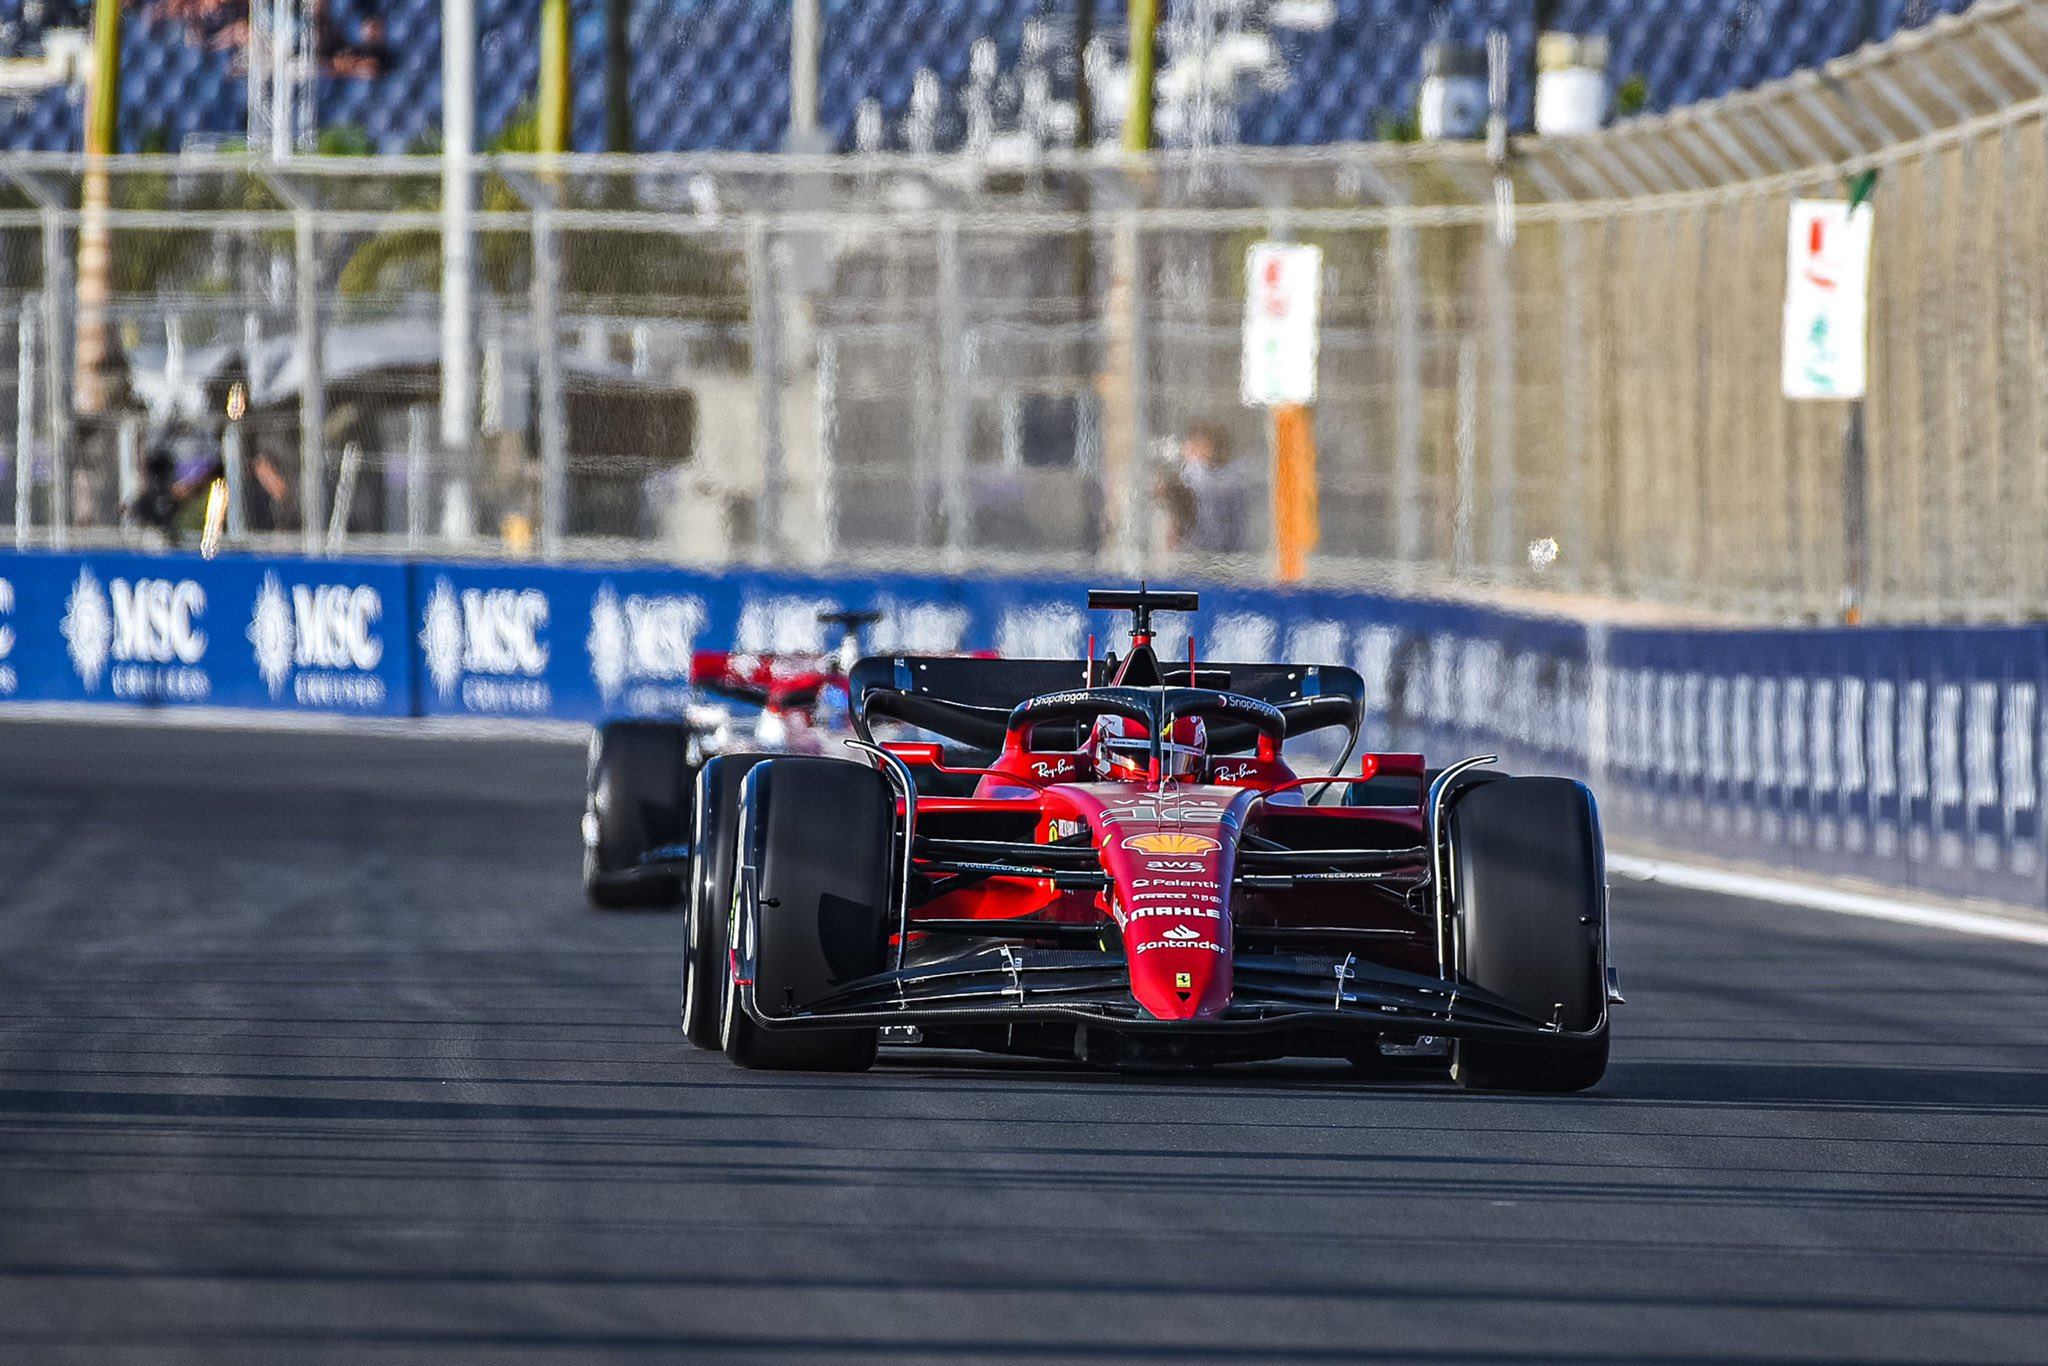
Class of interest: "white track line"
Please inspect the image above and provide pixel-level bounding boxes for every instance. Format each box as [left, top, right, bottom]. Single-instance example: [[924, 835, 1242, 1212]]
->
[[1609, 853, 2048, 947], [0, 702, 588, 743]]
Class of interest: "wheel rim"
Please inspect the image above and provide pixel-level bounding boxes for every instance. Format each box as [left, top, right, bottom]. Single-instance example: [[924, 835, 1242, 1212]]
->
[[681, 863, 704, 1030], [719, 859, 755, 1051]]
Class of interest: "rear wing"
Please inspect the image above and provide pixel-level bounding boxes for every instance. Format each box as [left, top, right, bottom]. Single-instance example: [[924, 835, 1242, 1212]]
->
[[849, 655, 1366, 753]]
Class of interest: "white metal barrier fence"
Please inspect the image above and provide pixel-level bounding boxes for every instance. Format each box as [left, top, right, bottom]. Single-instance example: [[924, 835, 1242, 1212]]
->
[[0, 0, 2043, 621]]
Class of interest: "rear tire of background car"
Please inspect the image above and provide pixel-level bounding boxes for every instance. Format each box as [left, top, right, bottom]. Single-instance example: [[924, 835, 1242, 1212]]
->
[[680, 753, 771, 1049], [720, 758, 893, 1071], [1446, 776, 1609, 1094], [584, 721, 696, 909]]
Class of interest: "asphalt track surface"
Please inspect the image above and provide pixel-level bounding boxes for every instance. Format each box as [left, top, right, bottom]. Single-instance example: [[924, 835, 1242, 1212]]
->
[[2, 721, 2046, 1366]]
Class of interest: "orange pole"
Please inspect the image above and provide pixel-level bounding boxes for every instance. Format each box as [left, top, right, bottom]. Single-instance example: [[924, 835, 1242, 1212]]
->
[[1272, 402, 1319, 581]]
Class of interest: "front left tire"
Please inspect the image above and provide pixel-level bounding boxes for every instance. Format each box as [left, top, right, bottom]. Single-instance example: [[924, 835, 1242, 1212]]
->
[[719, 757, 895, 1071], [681, 753, 771, 1048]]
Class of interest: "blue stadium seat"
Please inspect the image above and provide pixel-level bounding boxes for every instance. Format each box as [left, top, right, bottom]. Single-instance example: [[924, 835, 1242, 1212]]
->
[[0, 0, 1989, 153]]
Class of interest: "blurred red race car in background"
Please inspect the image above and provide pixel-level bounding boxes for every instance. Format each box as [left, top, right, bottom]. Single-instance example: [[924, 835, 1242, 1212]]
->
[[580, 609, 879, 907]]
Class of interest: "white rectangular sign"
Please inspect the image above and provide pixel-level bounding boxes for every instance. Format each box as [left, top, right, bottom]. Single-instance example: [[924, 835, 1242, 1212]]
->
[[1242, 242, 1322, 407], [1782, 200, 1874, 400]]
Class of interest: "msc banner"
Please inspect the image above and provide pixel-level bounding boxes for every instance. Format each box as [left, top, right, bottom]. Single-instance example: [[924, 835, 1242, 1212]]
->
[[3, 548, 2046, 910], [1, 552, 410, 716]]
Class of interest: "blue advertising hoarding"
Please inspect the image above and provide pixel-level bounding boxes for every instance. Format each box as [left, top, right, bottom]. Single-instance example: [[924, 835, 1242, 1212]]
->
[[3, 547, 2045, 911], [0, 551, 411, 716]]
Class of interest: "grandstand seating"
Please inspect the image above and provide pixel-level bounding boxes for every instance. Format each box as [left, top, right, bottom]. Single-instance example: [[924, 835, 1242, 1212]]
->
[[0, 0, 1984, 155]]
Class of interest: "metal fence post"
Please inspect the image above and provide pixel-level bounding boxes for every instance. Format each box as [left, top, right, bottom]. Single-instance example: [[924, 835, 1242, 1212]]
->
[[294, 208, 325, 554], [532, 205, 567, 559], [1484, 217, 1516, 576], [1390, 219, 1423, 580], [40, 204, 68, 549], [1453, 335, 1477, 575], [745, 215, 784, 557], [406, 405, 427, 548], [223, 419, 247, 538], [813, 330, 837, 562], [936, 211, 969, 567], [1557, 219, 1587, 592], [15, 303, 34, 545]]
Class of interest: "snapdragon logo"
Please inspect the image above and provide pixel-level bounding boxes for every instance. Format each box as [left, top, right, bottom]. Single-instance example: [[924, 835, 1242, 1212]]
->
[[248, 573, 387, 709], [587, 582, 705, 710], [418, 575, 552, 714], [63, 567, 211, 700], [0, 576, 14, 696]]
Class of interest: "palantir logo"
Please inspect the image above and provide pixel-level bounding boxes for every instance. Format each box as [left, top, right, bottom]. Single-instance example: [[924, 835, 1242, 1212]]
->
[[61, 567, 114, 690], [587, 581, 705, 707]]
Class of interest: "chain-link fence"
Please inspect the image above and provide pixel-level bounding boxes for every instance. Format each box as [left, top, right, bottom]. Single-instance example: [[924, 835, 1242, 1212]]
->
[[2, 0, 2044, 622]]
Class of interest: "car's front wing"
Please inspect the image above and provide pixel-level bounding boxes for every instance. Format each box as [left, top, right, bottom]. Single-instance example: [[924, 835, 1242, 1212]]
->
[[734, 945, 1608, 1044]]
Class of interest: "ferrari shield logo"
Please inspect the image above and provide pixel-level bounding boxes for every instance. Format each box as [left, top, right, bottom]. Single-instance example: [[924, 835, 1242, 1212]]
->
[[1175, 972, 1193, 989]]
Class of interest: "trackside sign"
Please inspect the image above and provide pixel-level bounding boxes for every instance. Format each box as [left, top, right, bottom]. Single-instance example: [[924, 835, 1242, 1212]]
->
[[1241, 242, 1322, 407], [1782, 200, 1874, 400]]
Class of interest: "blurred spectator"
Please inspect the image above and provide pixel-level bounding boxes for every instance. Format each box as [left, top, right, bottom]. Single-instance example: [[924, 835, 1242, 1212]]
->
[[127, 444, 189, 544], [244, 448, 297, 532], [1164, 422, 1250, 555], [145, 0, 385, 78], [315, 0, 386, 78]]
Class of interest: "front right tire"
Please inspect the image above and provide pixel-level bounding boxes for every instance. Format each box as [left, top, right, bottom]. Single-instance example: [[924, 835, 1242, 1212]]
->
[[1446, 776, 1610, 1093]]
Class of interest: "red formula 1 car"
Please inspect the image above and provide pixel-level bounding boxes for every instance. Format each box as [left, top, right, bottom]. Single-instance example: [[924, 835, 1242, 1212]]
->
[[680, 588, 1621, 1091], [581, 610, 877, 908]]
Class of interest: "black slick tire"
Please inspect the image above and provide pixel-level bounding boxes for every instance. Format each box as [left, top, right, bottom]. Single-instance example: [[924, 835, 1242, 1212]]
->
[[681, 753, 770, 1049], [720, 758, 893, 1071], [583, 721, 696, 909], [1446, 776, 1609, 1093]]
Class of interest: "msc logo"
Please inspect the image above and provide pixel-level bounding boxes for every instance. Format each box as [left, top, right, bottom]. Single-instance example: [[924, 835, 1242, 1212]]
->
[[113, 577, 208, 664], [420, 576, 550, 697], [587, 582, 705, 706], [0, 576, 13, 696], [1121, 832, 1220, 856], [248, 573, 385, 701], [61, 568, 210, 699]]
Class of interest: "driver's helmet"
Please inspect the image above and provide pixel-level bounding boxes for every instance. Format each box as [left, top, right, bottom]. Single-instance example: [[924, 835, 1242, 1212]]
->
[[1089, 713, 1208, 781]]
